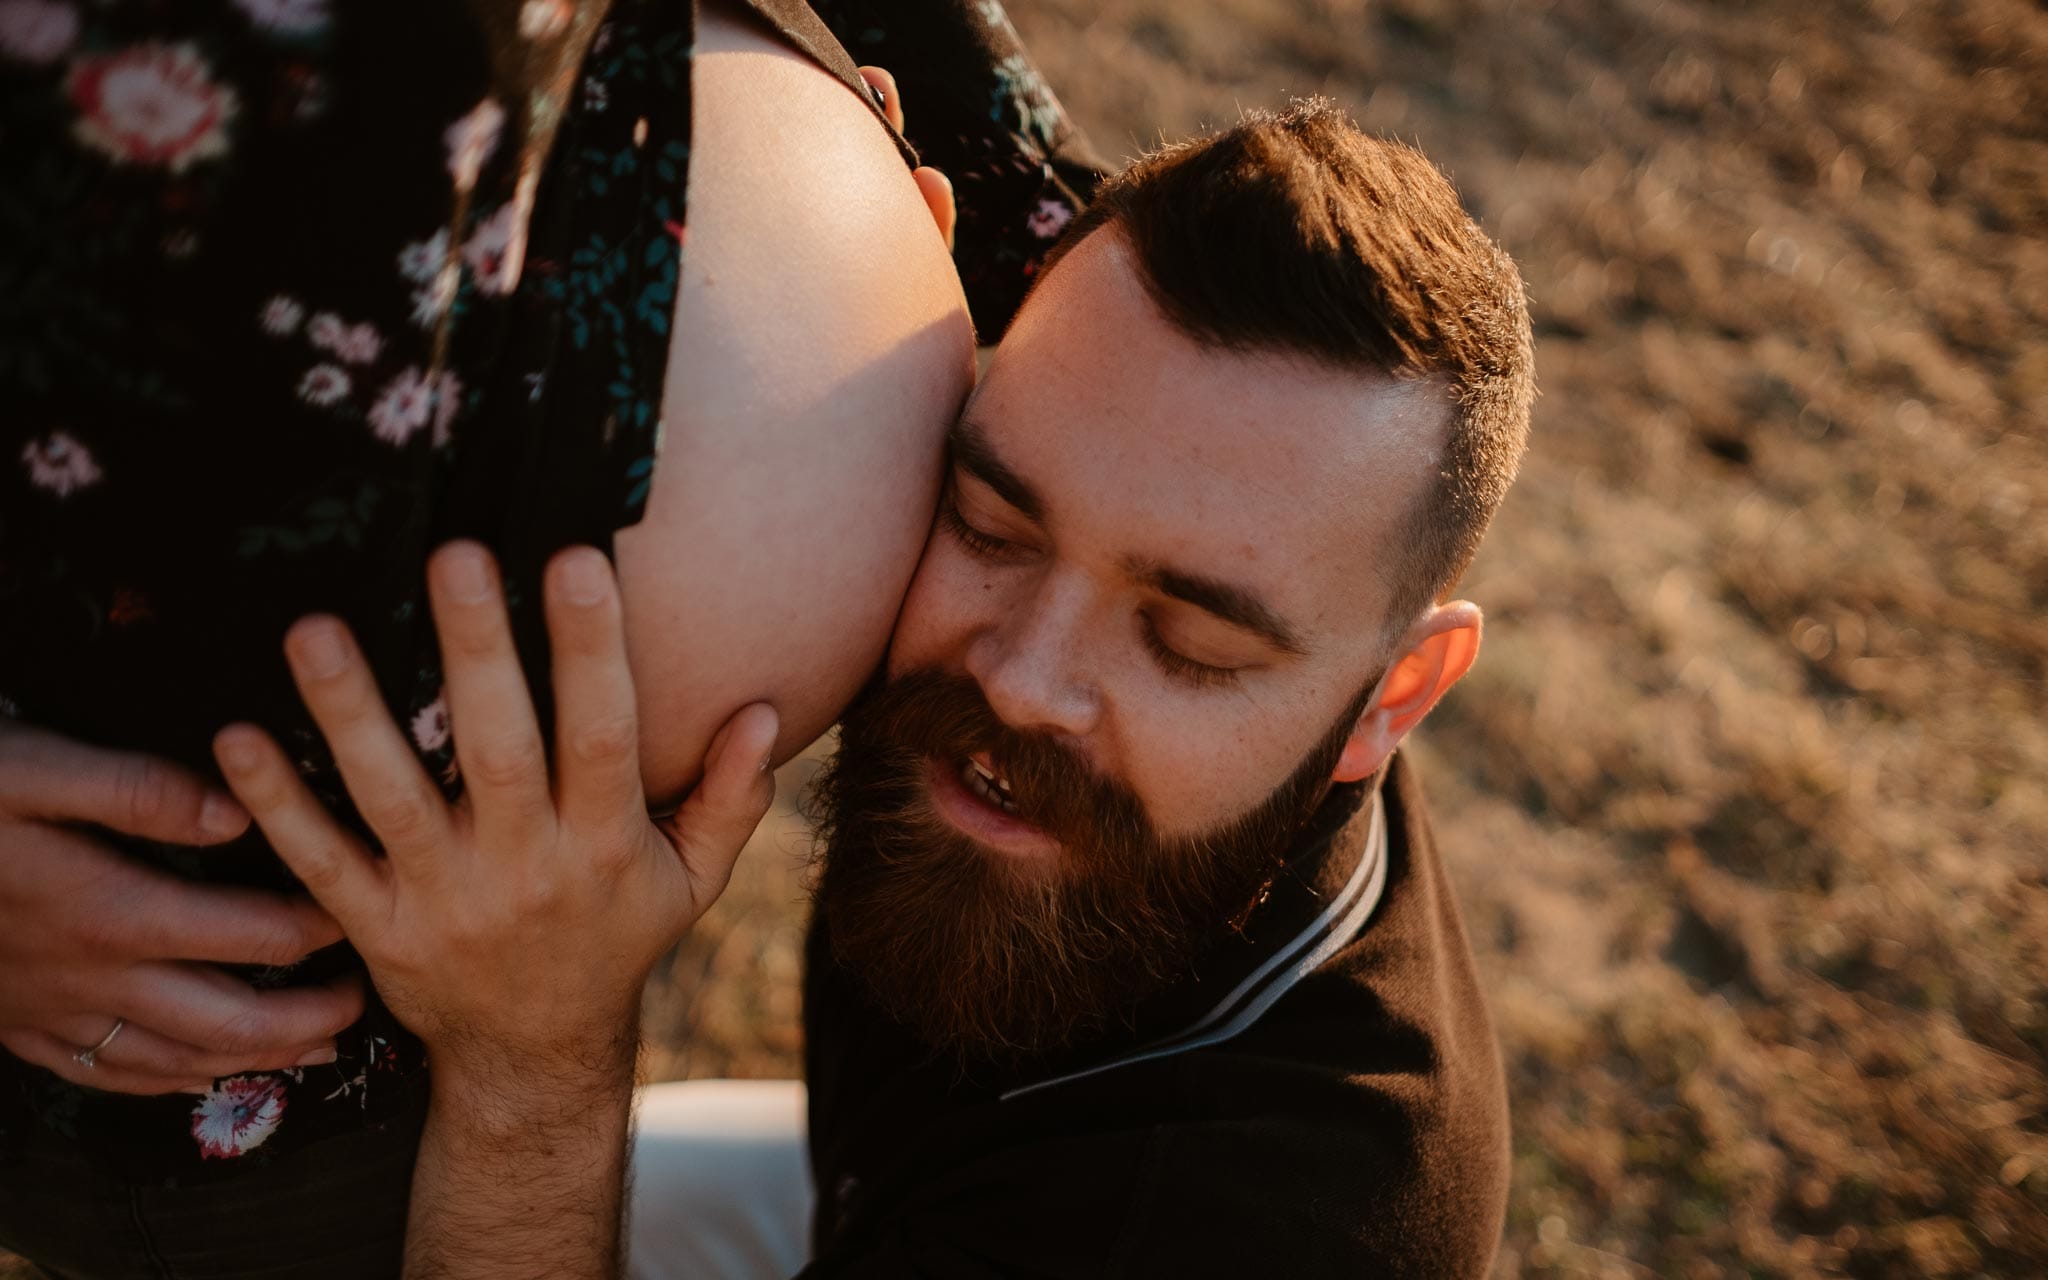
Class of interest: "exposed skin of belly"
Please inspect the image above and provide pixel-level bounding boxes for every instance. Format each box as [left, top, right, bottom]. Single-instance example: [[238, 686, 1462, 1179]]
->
[[613, 0, 977, 809]]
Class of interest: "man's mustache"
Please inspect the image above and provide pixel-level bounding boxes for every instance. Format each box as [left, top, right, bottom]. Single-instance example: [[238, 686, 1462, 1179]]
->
[[848, 669, 1149, 853]]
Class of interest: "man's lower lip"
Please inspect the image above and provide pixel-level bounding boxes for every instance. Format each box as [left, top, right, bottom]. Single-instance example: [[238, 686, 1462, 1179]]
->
[[924, 756, 1061, 859]]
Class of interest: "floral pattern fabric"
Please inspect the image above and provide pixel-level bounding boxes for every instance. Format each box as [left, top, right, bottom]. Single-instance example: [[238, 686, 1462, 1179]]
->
[[0, 0, 1098, 1180]]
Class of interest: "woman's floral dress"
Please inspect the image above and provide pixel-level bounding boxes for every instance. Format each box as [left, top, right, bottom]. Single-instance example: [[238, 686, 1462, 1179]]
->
[[0, 0, 1101, 1182]]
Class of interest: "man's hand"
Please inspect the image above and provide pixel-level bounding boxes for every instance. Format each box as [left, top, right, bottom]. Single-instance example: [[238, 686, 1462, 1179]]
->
[[0, 723, 364, 1095], [213, 541, 777, 1278]]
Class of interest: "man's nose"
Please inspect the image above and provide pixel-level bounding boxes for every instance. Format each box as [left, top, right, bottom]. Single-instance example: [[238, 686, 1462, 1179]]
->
[[963, 575, 1100, 739]]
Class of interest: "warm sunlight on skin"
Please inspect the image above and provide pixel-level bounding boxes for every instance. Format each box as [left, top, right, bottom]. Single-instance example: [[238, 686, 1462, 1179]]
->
[[886, 229, 1483, 841]]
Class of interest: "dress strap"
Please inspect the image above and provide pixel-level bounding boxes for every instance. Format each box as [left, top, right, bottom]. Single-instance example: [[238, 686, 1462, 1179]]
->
[[707, 0, 921, 167]]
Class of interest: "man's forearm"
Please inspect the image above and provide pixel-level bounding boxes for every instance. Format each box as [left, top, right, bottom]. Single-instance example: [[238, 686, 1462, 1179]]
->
[[405, 1046, 638, 1279]]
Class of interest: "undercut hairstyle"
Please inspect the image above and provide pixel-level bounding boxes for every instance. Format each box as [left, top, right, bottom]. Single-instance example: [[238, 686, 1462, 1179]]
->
[[1038, 99, 1535, 643]]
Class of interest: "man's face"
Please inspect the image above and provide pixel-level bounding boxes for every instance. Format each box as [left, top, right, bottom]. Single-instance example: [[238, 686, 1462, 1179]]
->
[[812, 230, 1449, 1058]]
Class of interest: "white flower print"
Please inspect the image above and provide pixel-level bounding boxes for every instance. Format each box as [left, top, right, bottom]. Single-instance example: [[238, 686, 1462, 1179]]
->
[[21, 431, 102, 496], [296, 363, 350, 407], [431, 369, 464, 447], [0, 0, 78, 65], [66, 42, 237, 172], [332, 321, 382, 366], [367, 366, 433, 446], [259, 294, 303, 335], [190, 1075, 286, 1159], [396, 227, 450, 284], [409, 264, 458, 330], [581, 75, 608, 114], [462, 198, 528, 296], [1026, 197, 1073, 240], [518, 0, 570, 40], [231, 0, 328, 35], [306, 310, 344, 351], [444, 98, 504, 195], [410, 691, 450, 753]]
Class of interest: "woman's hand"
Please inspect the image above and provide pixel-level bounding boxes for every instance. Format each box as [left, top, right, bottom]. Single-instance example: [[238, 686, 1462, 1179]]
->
[[0, 721, 358, 1095], [212, 542, 778, 1084], [860, 64, 956, 250]]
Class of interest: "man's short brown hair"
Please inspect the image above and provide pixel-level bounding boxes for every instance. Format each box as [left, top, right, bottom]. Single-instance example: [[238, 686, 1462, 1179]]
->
[[1039, 99, 1535, 642]]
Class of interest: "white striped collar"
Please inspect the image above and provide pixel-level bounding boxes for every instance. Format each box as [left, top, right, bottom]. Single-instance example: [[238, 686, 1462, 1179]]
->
[[1000, 787, 1389, 1102]]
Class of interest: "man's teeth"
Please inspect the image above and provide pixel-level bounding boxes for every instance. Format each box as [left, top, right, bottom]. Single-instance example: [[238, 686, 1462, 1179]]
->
[[960, 758, 1018, 813]]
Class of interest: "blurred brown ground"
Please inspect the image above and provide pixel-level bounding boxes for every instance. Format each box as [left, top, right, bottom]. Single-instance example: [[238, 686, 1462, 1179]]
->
[[652, 1, 2048, 1276]]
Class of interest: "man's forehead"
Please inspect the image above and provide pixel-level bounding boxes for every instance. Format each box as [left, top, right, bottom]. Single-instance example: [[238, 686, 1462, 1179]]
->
[[971, 233, 1449, 613]]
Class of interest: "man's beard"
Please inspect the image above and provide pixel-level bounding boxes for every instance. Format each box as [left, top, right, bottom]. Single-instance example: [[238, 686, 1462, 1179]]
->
[[806, 669, 1374, 1064]]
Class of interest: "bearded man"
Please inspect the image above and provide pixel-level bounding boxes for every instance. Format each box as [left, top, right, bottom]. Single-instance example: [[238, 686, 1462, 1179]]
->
[[625, 100, 1536, 1279]]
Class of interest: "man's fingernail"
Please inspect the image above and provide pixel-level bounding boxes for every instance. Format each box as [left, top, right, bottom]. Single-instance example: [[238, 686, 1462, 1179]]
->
[[199, 792, 247, 839], [560, 550, 608, 606], [293, 624, 348, 678], [295, 1046, 338, 1067], [441, 547, 492, 604]]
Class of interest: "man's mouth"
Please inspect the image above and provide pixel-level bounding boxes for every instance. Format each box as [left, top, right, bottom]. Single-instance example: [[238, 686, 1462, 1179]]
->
[[959, 753, 1017, 814], [924, 750, 1060, 859]]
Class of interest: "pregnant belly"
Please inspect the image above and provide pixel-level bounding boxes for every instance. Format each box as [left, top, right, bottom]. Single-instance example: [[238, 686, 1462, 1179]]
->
[[613, 0, 977, 808]]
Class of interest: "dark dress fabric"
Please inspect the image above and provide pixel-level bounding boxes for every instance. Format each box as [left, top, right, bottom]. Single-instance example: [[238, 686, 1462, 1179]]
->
[[802, 755, 1514, 1278], [0, 0, 1100, 1204]]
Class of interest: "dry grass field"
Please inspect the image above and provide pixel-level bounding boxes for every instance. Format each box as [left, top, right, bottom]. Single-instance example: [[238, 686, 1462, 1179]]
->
[[652, 0, 2048, 1276]]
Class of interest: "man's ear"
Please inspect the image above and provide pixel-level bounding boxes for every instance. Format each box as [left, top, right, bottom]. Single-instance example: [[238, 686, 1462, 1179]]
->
[[1331, 602, 1482, 783]]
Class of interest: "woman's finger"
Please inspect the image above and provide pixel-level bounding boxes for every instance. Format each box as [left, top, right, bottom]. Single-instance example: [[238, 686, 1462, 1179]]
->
[[44, 1013, 335, 1084], [0, 1028, 212, 1096], [655, 703, 778, 916], [0, 722, 249, 845], [544, 548, 645, 837], [913, 166, 956, 252], [215, 724, 391, 932], [426, 541, 553, 847], [857, 65, 904, 133], [281, 617, 453, 868], [116, 963, 365, 1062]]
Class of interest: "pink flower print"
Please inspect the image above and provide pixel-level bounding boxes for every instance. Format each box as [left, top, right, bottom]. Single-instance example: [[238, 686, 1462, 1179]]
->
[[21, 431, 102, 497], [409, 265, 458, 330], [397, 228, 450, 284], [259, 294, 303, 335], [444, 98, 504, 195], [462, 199, 528, 296], [367, 366, 433, 446], [519, 0, 570, 40], [297, 363, 350, 407], [190, 1075, 286, 1159], [431, 369, 464, 447], [332, 321, 382, 366], [231, 0, 328, 35], [306, 310, 344, 351], [1026, 198, 1072, 240], [66, 43, 237, 172], [410, 691, 450, 753], [0, 0, 78, 65]]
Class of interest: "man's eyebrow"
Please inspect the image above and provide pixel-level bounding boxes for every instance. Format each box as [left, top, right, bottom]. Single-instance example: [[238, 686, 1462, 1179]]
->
[[1129, 560, 1309, 658], [948, 417, 1045, 523]]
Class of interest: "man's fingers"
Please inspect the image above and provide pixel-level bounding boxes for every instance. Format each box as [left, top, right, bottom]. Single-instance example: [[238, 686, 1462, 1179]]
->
[[426, 542, 553, 844], [118, 964, 365, 1061], [0, 722, 249, 845], [44, 1014, 335, 1086], [857, 65, 904, 133], [657, 703, 778, 905], [214, 724, 389, 933], [0, 1029, 213, 1097], [281, 617, 452, 865], [545, 548, 645, 837]]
